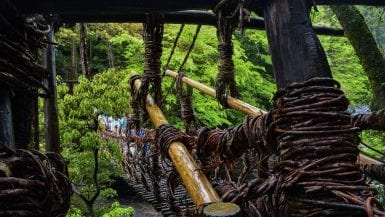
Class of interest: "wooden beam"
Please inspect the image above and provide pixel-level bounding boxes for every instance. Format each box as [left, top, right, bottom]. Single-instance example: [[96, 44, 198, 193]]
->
[[60, 11, 344, 37], [130, 72, 221, 207], [0, 86, 15, 149], [264, 0, 332, 89], [43, 26, 60, 153], [165, 69, 382, 166], [13, 0, 385, 15]]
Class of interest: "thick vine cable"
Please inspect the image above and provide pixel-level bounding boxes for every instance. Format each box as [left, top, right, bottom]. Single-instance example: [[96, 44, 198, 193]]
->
[[163, 24, 185, 74], [163, 25, 201, 102]]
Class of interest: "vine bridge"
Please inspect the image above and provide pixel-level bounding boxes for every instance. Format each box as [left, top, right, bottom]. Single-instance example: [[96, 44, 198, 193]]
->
[[1, 0, 385, 216]]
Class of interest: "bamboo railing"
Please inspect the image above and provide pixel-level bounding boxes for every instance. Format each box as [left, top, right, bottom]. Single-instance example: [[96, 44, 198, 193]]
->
[[165, 69, 382, 165], [131, 73, 242, 216]]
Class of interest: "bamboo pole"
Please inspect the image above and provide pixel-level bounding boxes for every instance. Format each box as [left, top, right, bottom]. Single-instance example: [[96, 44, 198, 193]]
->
[[165, 70, 265, 117], [130, 73, 220, 207], [165, 69, 382, 165]]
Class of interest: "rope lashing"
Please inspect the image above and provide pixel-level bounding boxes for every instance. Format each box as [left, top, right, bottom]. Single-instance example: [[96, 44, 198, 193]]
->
[[352, 108, 385, 131], [156, 124, 193, 159], [215, 2, 240, 107], [176, 73, 201, 136], [271, 77, 381, 216], [361, 164, 385, 185], [0, 143, 71, 217], [140, 13, 164, 109]]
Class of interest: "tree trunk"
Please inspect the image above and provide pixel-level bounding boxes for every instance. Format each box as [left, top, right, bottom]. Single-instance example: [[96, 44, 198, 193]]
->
[[68, 38, 78, 94], [43, 26, 60, 153], [331, 5, 385, 111], [107, 40, 114, 68], [79, 23, 90, 78], [0, 86, 15, 149]]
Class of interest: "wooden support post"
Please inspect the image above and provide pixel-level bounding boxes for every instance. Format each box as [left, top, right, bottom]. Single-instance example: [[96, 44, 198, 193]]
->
[[0, 86, 15, 149], [263, 0, 378, 215], [43, 25, 60, 153], [264, 0, 332, 89], [131, 73, 240, 215], [165, 69, 382, 166]]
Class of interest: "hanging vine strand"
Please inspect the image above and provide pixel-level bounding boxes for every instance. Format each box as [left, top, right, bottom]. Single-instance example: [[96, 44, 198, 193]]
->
[[140, 13, 164, 108], [215, 1, 240, 107], [176, 73, 201, 136]]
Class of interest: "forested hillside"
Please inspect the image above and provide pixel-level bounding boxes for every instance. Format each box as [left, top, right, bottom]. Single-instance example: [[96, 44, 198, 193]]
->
[[53, 6, 385, 216]]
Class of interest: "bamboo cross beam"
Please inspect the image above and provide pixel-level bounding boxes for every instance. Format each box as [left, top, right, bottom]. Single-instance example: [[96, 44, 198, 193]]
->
[[130, 72, 222, 208], [165, 70, 265, 117], [165, 69, 382, 166]]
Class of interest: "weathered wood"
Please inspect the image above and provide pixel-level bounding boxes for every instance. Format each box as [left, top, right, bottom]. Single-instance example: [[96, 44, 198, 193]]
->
[[59, 11, 344, 37], [165, 69, 382, 166], [131, 72, 220, 207], [203, 202, 241, 217], [43, 26, 60, 153], [13, 0, 385, 15], [0, 86, 15, 149], [264, 0, 332, 89]]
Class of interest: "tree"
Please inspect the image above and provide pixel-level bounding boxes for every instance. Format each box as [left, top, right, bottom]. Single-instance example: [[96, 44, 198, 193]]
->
[[331, 5, 385, 111], [79, 23, 90, 77], [58, 70, 132, 216]]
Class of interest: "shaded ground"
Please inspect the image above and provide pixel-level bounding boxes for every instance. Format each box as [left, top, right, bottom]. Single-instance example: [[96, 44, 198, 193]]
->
[[119, 196, 161, 217], [113, 176, 161, 217]]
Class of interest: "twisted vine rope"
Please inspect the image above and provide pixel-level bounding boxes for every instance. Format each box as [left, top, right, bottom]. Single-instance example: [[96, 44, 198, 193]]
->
[[270, 77, 378, 216], [140, 13, 164, 109], [156, 77, 385, 216], [176, 73, 201, 136], [0, 144, 71, 217], [215, 7, 239, 107]]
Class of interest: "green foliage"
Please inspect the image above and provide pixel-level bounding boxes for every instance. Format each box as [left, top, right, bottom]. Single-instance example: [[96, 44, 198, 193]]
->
[[66, 207, 85, 217], [101, 202, 134, 217], [58, 69, 132, 216]]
